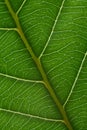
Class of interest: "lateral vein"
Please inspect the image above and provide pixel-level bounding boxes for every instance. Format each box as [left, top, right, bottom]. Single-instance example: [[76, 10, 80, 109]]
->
[[39, 0, 66, 59], [0, 28, 17, 31], [0, 108, 64, 123], [16, 0, 27, 15], [63, 51, 87, 107], [0, 72, 43, 84]]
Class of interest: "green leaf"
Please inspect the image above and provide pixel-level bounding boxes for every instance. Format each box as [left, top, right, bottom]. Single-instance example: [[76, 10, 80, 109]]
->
[[0, 0, 87, 130]]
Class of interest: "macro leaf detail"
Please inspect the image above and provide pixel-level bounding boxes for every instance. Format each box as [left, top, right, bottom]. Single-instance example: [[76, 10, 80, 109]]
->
[[0, 0, 87, 130]]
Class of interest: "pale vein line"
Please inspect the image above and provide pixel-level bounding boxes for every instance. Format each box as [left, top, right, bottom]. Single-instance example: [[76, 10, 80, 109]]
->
[[63, 52, 87, 107], [0, 108, 64, 123], [0, 72, 43, 84], [16, 0, 27, 15], [39, 0, 66, 59], [0, 28, 17, 31]]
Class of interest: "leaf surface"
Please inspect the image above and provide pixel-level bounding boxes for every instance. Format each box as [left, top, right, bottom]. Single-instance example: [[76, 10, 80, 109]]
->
[[0, 0, 87, 130]]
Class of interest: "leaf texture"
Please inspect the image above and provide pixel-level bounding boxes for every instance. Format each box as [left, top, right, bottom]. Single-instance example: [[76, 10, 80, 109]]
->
[[0, 0, 87, 130]]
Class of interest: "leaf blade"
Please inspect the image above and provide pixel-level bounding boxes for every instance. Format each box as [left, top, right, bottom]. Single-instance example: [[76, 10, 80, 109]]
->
[[0, 0, 87, 130]]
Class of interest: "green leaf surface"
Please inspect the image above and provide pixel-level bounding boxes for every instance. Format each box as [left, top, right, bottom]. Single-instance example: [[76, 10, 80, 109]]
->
[[0, 0, 87, 130]]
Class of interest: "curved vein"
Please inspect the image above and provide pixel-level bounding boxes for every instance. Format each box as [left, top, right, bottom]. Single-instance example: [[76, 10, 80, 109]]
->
[[63, 51, 87, 107], [0, 108, 64, 123], [0, 72, 43, 84], [39, 0, 66, 59], [16, 0, 27, 15]]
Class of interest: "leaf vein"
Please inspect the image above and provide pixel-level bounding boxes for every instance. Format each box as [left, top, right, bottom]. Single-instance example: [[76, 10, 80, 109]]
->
[[0, 72, 43, 84], [0, 28, 17, 31], [39, 0, 66, 59], [63, 51, 87, 107], [16, 0, 27, 15], [0, 108, 64, 123]]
